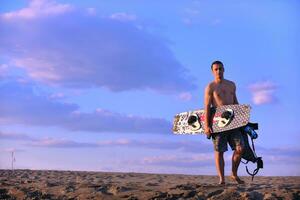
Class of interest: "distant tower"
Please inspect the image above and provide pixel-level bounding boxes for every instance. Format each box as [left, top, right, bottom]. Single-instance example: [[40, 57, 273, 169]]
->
[[11, 151, 16, 170]]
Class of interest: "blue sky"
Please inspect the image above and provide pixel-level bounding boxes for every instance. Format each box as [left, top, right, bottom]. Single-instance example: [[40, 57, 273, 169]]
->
[[0, 0, 299, 176]]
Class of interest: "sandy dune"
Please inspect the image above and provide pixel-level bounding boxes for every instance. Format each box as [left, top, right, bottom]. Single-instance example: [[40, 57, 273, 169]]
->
[[0, 169, 299, 199]]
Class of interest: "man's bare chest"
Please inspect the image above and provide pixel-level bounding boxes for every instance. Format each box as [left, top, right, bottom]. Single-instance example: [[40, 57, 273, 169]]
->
[[212, 85, 234, 99]]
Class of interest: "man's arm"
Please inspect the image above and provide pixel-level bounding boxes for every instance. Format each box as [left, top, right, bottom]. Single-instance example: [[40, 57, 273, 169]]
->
[[233, 82, 239, 104], [204, 84, 213, 135]]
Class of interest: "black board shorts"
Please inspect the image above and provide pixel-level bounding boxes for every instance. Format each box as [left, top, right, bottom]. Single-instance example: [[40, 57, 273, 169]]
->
[[212, 129, 245, 152]]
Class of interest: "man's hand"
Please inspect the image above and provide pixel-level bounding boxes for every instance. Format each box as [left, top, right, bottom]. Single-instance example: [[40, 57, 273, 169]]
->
[[204, 126, 212, 139]]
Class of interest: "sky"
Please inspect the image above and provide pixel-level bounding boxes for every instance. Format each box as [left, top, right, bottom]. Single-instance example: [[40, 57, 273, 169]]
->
[[0, 0, 299, 176]]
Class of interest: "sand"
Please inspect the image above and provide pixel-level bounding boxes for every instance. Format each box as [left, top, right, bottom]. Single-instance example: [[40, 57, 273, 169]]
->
[[0, 169, 299, 200]]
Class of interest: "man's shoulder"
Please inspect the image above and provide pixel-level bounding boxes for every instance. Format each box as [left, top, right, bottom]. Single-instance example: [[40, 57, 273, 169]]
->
[[225, 79, 236, 87], [205, 81, 215, 89], [204, 81, 215, 94]]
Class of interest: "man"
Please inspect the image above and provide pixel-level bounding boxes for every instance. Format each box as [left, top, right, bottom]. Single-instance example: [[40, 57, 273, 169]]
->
[[204, 60, 245, 185]]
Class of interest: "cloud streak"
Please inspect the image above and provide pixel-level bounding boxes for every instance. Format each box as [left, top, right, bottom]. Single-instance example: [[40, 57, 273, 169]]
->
[[0, 80, 171, 134], [29, 138, 99, 148], [0, 131, 35, 141], [30, 138, 212, 153], [141, 154, 214, 168], [1, 129, 211, 153]]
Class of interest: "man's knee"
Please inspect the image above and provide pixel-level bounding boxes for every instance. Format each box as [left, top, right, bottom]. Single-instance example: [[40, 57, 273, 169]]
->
[[235, 145, 244, 154]]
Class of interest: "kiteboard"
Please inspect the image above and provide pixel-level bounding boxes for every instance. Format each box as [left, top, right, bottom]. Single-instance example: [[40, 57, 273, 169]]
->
[[173, 104, 251, 135]]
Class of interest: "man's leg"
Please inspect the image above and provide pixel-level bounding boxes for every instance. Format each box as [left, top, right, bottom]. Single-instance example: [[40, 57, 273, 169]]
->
[[215, 151, 225, 184], [231, 145, 245, 184], [228, 130, 245, 184], [232, 145, 243, 176], [212, 133, 227, 184]]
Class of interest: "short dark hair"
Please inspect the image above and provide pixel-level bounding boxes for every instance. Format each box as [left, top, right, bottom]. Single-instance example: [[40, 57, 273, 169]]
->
[[211, 60, 224, 70]]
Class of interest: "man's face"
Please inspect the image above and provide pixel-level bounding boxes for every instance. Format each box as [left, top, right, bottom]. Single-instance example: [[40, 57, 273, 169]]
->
[[212, 64, 224, 79]]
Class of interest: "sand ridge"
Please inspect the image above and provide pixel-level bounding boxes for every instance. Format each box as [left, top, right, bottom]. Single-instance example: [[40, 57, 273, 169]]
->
[[0, 169, 300, 199]]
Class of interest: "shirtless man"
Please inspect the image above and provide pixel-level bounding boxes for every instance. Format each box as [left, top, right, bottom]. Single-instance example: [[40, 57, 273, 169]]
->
[[204, 60, 245, 185]]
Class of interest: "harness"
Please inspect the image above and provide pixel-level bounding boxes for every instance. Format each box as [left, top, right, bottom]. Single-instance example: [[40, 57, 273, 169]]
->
[[240, 123, 263, 181]]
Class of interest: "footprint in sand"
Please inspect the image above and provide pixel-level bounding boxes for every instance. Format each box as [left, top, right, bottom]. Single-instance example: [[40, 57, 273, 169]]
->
[[206, 189, 224, 198], [171, 183, 195, 190], [91, 184, 131, 195], [145, 182, 159, 186]]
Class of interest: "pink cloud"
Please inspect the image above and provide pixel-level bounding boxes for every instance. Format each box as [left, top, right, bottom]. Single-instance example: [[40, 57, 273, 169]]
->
[[178, 92, 192, 101], [0, 1, 196, 94], [13, 58, 62, 82], [2, 0, 73, 20], [0, 64, 9, 76], [248, 81, 277, 105]]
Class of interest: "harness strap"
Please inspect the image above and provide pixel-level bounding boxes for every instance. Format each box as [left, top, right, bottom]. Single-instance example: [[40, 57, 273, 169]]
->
[[245, 157, 263, 181], [246, 166, 260, 181], [251, 138, 257, 158], [241, 160, 249, 164], [244, 134, 263, 181]]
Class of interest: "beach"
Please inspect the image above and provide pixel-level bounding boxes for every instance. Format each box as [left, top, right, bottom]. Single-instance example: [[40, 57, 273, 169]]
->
[[0, 169, 299, 199]]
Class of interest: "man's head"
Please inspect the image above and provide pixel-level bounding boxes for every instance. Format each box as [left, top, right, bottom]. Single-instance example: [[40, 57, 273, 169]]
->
[[211, 60, 224, 80]]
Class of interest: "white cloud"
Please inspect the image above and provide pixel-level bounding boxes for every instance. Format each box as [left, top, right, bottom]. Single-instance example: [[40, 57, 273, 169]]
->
[[109, 12, 137, 22], [182, 5, 201, 26], [248, 81, 277, 105]]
